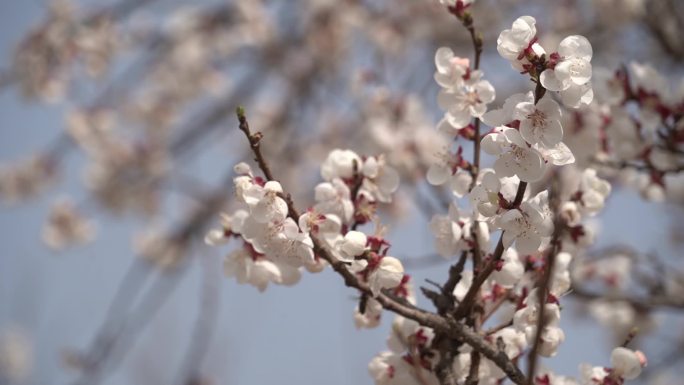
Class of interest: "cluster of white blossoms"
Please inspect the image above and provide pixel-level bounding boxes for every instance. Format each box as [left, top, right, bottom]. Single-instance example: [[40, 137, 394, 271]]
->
[[12, 0, 118, 102], [362, 91, 451, 184], [367, 282, 647, 385], [530, 346, 648, 385], [41, 198, 95, 251], [368, 308, 438, 384], [360, 9, 652, 385], [207, 149, 404, 298], [200, 4, 664, 384], [205, 163, 314, 291], [497, 16, 593, 108], [572, 61, 684, 202], [430, 203, 489, 257], [427, 14, 591, 257], [435, 48, 495, 135]]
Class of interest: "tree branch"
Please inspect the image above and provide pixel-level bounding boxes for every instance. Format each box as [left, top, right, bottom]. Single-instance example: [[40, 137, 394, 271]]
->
[[526, 173, 562, 384], [235, 109, 528, 385]]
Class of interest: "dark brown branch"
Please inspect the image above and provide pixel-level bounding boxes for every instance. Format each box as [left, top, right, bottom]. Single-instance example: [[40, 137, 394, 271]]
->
[[444, 252, 469, 296], [434, 337, 459, 385], [465, 351, 481, 385], [461, 12, 484, 186], [484, 321, 513, 336], [525, 243, 558, 384]]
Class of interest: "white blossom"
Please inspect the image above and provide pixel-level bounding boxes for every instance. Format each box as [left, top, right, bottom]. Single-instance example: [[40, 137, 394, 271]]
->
[[559, 201, 581, 227], [629, 62, 667, 99], [574, 253, 631, 289], [542, 36, 593, 88], [588, 300, 636, 335], [240, 180, 288, 223], [577, 169, 611, 215], [204, 209, 248, 245], [298, 210, 341, 236], [491, 327, 527, 358], [355, 297, 383, 329], [361, 155, 400, 203], [224, 246, 301, 292], [434, 47, 470, 89], [42, 198, 96, 250], [514, 95, 563, 148], [551, 251, 573, 296], [537, 326, 565, 357], [580, 363, 608, 385], [499, 191, 553, 254], [491, 248, 524, 288], [482, 92, 533, 127], [593, 67, 626, 106], [430, 204, 472, 258], [514, 291, 562, 353], [438, 77, 495, 129], [482, 127, 545, 182], [426, 147, 471, 194], [605, 109, 643, 160], [368, 352, 416, 385], [535, 141, 576, 167], [469, 169, 520, 218], [540, 35, 594, 108], [497, 16, 538, 64], [427, 155, 472, 198], [337, 230, 368, 261], [241, 216, 314, 267], [610, 347, 647, 380], [321, 149, 362, 181], [387, 316, 434, 354], [313, 179, 354, 224], [367, 256, 405, 297]]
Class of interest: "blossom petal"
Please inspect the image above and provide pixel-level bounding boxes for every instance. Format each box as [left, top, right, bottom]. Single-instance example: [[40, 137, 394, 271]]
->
[[558, 35, 592, 61]]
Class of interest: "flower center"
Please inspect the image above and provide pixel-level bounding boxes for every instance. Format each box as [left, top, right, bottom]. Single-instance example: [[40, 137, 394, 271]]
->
[[527, 109, 547, 129], [512, 145, 527, 160], [568, 59, 585, 77], [464, 90, 481, 106]]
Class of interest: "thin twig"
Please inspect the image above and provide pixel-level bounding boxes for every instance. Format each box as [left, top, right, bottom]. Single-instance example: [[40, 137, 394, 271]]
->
[[526, 172, 561, 384], [481, 289, 512, 323], [484, 321, 513, 336]]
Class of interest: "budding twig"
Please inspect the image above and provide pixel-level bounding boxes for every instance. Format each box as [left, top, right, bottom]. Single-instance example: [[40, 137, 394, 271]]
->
[[621, 327, 639, 347]]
